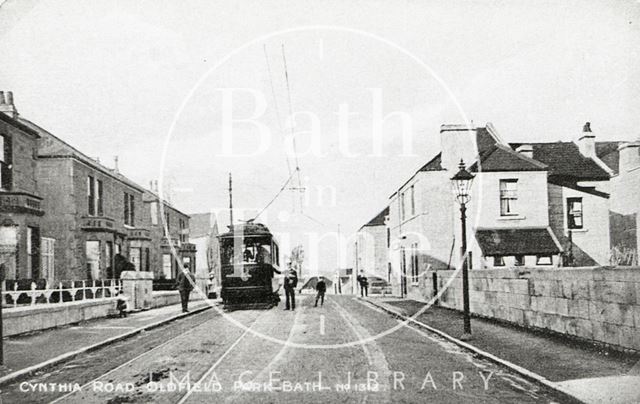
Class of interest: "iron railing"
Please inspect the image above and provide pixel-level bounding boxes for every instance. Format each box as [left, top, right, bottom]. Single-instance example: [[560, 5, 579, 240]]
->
[[1, 279, 122, 309]]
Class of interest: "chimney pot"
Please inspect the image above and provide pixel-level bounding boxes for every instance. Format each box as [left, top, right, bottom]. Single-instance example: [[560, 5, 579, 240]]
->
[[577, 122, 596, 158], [0, 90, 17, 117]]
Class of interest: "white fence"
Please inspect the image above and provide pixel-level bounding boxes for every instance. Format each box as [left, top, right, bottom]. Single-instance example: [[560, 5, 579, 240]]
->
[[1, 279, 122, 309]]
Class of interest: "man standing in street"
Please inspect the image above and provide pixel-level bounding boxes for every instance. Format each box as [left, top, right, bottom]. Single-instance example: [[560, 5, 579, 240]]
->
[[284, 262, 298, 310], [315, 276, 326, 307], [357, 270, 368, 297], [175, 263, 195, 313]]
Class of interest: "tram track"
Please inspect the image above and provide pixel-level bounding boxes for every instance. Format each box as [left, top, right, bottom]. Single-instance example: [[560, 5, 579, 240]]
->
[[48, 308, 228, 404]]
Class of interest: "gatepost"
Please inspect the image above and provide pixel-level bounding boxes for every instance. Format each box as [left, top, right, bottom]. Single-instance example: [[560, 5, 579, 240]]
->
[[120, 271, 154, 310]]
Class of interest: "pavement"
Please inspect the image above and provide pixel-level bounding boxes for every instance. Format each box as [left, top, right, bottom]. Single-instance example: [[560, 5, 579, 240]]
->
[[367, 297, 640, 404], [0, 299, 212, 384]]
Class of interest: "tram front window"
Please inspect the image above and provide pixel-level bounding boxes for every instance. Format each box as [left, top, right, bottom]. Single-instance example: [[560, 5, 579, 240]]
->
[[222, 238, 272, 265]]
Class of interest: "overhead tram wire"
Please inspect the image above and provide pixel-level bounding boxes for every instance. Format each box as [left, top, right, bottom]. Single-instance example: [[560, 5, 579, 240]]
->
[[281, 44, 305, 213], [252, 44, 310, 222], [263, 44, 294, 179], [263, 44, 296, 213], [253, 171, 295, 221]]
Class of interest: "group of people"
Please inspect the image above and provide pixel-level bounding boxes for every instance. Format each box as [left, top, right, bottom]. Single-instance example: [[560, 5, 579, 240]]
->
[[282, 265, 371, 309], [281, 262, 328, 310], [113, 259, 369, 317]]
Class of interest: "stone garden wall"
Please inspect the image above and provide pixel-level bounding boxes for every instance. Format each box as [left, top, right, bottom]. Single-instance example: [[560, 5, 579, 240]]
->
[[422, 267, 640, 351]]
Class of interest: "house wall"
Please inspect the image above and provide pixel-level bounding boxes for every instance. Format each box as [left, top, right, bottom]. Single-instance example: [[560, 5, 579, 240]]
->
[[35, 158, 76, 280], [0, 120, 38, 195], [466, 170, 551, 269], [144, 198, 193, 279], [609, 145, 640, 264], [425, 267, 640, 352], [468, 171, 549, 229], [356, 224, 388, 282], [548, 183, 611, 266], [0, 120, 43, 280], [37, 156, 147, 280], [388, 171, 455, 299]]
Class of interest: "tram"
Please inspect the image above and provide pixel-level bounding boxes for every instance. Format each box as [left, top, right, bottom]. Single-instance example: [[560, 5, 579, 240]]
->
[[218, 220, 281, 307]]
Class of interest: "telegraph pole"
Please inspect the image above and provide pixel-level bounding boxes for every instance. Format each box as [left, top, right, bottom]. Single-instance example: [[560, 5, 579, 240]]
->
[[228, 173, 233, 228]]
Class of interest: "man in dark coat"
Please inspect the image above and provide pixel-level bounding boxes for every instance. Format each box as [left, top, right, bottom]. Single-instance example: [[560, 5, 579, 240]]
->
[[175, 263, 195, 313], [283, 262, 298, 310], [314, 276, 326, 307], [357, 270, 368, 297]]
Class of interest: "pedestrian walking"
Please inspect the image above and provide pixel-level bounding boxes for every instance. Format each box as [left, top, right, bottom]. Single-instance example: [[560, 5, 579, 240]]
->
[[175, 263, 195, 313], [357, 270, 368, 297], [284, 262, 298, 310], [315, 276, 326, 307]]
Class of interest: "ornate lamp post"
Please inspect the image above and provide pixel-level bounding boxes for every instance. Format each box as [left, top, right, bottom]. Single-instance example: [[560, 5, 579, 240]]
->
[[450, 159, 474, 339]]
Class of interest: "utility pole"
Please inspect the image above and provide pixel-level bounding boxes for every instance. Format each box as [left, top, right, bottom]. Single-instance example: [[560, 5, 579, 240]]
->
[[228, 172, 233, 228]]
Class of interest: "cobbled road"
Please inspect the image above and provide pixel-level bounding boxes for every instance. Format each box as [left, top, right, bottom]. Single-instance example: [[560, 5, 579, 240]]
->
[[2, 295, 573, 403]]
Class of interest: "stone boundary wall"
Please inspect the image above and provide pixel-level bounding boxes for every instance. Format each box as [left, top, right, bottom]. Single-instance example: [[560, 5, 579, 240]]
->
[[150, 290, 204, 309], [3, 299, 117, 337], [423, 267, 640, 351], [3, 291, 205, 337]]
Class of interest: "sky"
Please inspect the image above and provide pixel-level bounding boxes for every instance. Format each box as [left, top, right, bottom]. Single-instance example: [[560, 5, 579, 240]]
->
[[0, 0, 638, 273]]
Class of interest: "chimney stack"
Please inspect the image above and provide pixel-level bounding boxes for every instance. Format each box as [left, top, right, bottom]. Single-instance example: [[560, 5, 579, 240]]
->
[[618, 141, 640, 173], [576, 121, 596, 158], [516, 144, 534, 159], [0, 90, 18, 118], [439, 124, 478, 172], [114, 156, 119, 173]]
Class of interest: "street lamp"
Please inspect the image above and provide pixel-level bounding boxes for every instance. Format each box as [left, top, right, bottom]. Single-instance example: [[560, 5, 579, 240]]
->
[[450, 159, 474, 339]]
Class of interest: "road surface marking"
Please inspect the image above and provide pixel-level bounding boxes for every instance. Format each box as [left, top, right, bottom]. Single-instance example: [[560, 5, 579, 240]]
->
[[320, 315, 325, 335]]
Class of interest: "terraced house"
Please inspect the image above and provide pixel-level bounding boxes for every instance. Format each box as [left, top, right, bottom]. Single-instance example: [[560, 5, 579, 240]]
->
[[0, 92, 46, 281], [0, 92, 198, 284], [143, 184, 196, 280], [388, 122, 615, 300], [31, 126, 150, 280]]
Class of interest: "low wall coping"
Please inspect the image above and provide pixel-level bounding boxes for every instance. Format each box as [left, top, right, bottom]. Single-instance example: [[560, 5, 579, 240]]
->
[[121, 271, 154, 280], [3, 298, 117, 318]]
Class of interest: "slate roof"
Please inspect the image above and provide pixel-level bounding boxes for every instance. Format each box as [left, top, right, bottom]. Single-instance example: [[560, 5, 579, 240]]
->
[[418, 152, 444, 172], [469, 144, 547, 172], [475, 227, 562, 256], [596, 141, 623, 174], [18, 116, 147, 192], [142, 189, 189, 217], [509, 142, 611, 181], [361, 207, 389, 229], [0, 112, 40, 138]]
